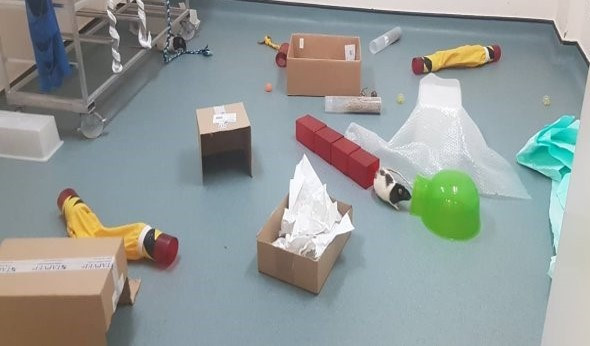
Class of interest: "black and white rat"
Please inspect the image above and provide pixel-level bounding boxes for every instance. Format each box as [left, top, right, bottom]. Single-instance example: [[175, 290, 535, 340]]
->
[[373, 168, 412, 210]]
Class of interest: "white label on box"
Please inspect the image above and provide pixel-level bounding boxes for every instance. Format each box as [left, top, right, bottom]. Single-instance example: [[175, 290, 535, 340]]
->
[[212, 114, 226, 124], [212, 113, 237, 127], [223, 113, 237, 123], [213, 106, 226, 114], [345, 44, 356, 61], [299, 38, 304, 49], [0, 256, 115, 274]]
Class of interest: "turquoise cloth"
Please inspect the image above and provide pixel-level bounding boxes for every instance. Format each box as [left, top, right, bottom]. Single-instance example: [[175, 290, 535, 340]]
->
[[516, 115, 578, 277]]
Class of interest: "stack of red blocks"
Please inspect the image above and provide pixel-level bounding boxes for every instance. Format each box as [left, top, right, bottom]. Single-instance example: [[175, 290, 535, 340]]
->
[[295, 114, 379, 189]]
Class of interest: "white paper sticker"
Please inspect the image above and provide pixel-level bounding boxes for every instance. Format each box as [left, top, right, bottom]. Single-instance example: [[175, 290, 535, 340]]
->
[[213, 106, 226, 114], [212, 113, 237, 127], [223, 113, 237, 123], [212, 114, 226, 124], [0, 256, 115, 274], [345, 44, 356, 61], [299, 38, 304, 49]]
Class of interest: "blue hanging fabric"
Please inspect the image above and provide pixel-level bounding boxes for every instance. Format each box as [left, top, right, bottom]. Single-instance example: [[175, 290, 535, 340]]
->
[[24, 0, 71, 92]]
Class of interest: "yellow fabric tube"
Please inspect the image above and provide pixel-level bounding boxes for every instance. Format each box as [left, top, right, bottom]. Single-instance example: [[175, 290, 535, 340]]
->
[[412, 44, 501, 74], [61, 195, 158, 260], [57, 188, 179, 267]]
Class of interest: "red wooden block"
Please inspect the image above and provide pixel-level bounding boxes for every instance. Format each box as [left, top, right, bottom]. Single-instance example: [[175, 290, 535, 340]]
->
[[331, 137, 360, 174], [295, 115, 326, 151], [314, 127, 343, 163], [348, 148, 380, 189]]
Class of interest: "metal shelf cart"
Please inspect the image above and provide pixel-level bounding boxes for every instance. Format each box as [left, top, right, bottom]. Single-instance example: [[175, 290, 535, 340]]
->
[[0, 0, 194, 138]]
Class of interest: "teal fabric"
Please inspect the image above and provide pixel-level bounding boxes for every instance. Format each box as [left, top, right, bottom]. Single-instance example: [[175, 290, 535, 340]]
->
[[516, 115, 578, 276]]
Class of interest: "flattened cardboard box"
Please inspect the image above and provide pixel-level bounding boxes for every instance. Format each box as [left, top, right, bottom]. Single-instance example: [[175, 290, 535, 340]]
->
[[257, 195, 352, 294], [0, 237, 140, 346], [196, 102, 252, 180], [287, 33, 361, 96]]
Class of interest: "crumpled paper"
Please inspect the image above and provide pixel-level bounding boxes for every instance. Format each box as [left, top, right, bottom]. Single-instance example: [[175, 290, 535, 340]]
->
[[273, 155, 354, 259], [516, 115, 578, 277]]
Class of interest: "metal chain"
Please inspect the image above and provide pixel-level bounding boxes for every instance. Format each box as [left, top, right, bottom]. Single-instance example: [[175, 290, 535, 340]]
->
[[162, 0, 211, 64]]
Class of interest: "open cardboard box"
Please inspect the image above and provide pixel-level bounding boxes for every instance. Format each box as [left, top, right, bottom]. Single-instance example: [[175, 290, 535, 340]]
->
[[196, 102, 252, 182], [257, 195, 352, 294], [287, 33, 362, 96], [0, 237, 140, 346]]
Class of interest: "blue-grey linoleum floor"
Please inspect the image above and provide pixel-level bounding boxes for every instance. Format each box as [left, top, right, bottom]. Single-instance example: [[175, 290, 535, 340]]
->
[[1, 1, 588, 345]]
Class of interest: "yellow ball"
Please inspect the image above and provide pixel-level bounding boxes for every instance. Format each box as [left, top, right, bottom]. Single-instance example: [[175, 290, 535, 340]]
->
[[396, 93, 405, 104]]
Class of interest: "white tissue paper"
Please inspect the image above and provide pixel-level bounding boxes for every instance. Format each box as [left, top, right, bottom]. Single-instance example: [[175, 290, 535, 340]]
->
[[273, 155, 354, 259]]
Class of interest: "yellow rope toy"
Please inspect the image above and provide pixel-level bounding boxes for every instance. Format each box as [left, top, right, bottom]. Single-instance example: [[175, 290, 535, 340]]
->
[[258, 35, 281, 50]]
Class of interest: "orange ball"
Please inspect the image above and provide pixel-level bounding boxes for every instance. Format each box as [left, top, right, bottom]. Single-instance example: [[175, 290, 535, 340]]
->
[[265, 83, 272, 92]]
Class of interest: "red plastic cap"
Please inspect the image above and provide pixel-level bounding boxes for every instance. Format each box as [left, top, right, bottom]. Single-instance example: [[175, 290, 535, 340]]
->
[[153, 233, 179, 267], [275, 52, 287, 67], [412, 57, 424, 75], [275, 43, 289, 67], [57, 188, 78, 210], [492, 44, 501, 62]]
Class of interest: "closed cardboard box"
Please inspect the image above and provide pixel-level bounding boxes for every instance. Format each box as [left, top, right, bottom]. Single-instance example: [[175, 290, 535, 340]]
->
[[0, 238, 140, 346], [287, 33, 361, 96], [257, 195, 352, 294]]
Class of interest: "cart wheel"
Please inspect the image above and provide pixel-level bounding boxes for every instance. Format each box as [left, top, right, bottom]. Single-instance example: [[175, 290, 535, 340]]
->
[[79, 112, 106, 139], [179, 19, 196, 41]]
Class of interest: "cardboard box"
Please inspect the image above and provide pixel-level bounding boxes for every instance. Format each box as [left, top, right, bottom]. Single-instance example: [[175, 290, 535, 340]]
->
[[0, 238, 140, 346], [287, 33, 361, 96], [196, 102, 252, 179], [257, 195, 352, 294]]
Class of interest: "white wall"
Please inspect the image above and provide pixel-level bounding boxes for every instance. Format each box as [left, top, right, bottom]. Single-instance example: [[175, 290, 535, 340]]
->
[[275, 0, 590, 59], [542, 58, 590, 346], [0, 8, 36, 87], [555, 0, 590, 58], [273, 0, 558, 20]]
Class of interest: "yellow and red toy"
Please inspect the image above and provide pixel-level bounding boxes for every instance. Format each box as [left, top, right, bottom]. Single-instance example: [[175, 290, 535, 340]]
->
[[258, 35, 289, 68], [412, 44, 501, 75], [57, 188, 179, 267]]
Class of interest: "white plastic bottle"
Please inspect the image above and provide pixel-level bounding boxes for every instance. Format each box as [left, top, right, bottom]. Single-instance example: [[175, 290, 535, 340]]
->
[[369, 27, 402, 54]]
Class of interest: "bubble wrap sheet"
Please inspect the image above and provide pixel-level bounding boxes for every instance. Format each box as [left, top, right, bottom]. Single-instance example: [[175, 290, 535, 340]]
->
[[345, 74, 530, 199]]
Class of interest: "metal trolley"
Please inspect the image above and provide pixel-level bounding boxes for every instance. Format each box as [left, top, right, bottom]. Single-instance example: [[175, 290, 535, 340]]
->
[[0, 0, 195, 138]]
